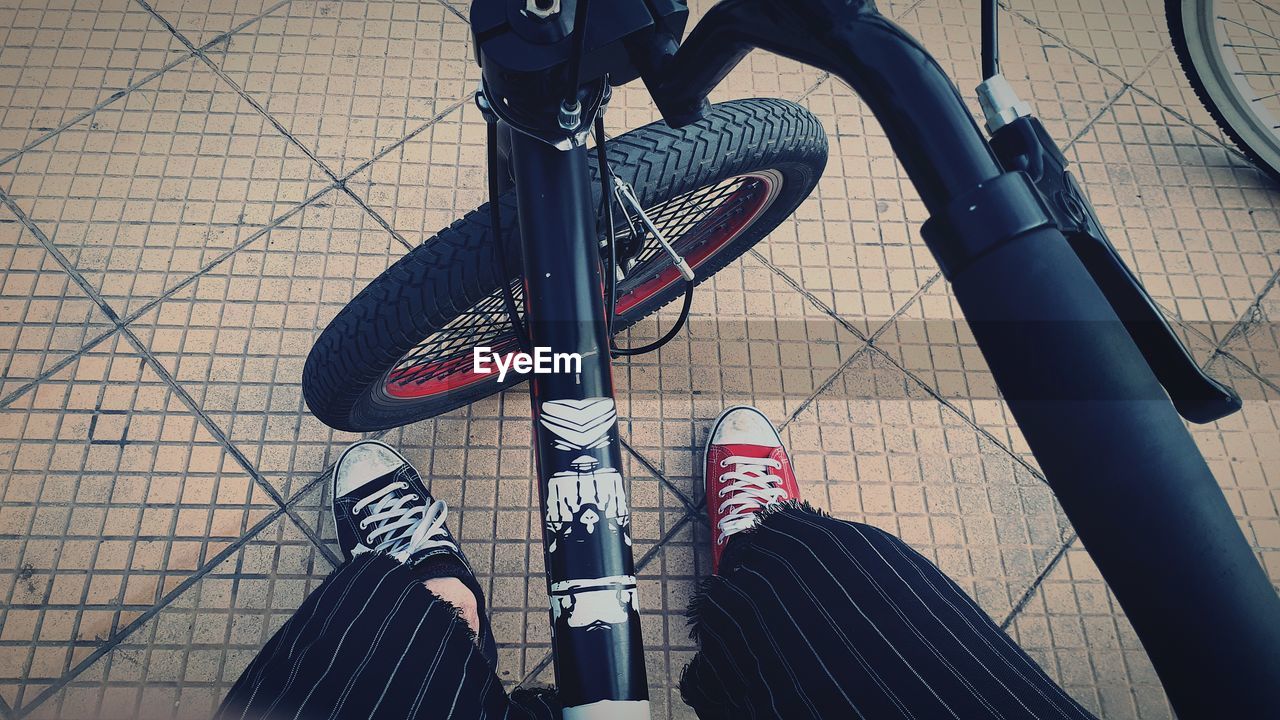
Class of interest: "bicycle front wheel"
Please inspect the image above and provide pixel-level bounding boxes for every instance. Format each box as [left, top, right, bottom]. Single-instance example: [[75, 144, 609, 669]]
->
[[303, 98, 827, 432], [1168, 0, 1280, 181]]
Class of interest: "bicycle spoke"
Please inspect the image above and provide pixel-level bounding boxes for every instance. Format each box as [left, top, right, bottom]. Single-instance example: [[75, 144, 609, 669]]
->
[[390, 173, 769, 387]]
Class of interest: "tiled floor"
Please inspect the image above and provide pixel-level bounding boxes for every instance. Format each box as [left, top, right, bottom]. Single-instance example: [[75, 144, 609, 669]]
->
[[0, 0, 1277, 718]]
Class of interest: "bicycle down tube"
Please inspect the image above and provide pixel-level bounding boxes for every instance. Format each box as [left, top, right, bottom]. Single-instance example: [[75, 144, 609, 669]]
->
[[469, 0, 1280, 716], [509, 130, 648, 717]]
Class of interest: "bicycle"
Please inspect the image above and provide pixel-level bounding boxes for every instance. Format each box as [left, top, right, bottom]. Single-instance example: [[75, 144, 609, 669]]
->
[[302, 0, 1280, 717], [1168, 0, 1280, 182]]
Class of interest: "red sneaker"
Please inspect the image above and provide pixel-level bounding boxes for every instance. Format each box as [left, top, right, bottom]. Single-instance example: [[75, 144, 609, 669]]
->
[[703, 405, 801, 572]]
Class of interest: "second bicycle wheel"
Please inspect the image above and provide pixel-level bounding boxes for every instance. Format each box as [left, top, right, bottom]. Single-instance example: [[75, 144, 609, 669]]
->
[[1168, 0, 1280, 181], [303, 98, 828, 432]]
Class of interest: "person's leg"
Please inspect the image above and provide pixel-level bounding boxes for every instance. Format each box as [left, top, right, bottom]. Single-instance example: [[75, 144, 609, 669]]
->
[[218, 441, 559, 720], [683, 406, 1096, 720]]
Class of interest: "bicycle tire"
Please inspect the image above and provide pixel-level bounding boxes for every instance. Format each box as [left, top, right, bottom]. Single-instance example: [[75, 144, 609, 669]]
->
[[303, 98, 828, 432], [1166, 0, 1280, 182]]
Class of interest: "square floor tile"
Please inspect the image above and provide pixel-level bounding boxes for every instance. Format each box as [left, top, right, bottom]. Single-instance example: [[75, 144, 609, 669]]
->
[[763, 76, 933, 337], [291, 387, 696, 688], [345, 98, 484, 246], [0, 209, 115, 402], [613, 253, 866, 485], [777, 350, 1072, 620], [1007, 543, 1174, 720], [19, 514, 331, 720], [1130, 47, 1233, 149], [0, 333, 279, 711], [126, 190, 401, 501], [209, 0, 478, 176], [1066, 91, 1279, 341], [1008, 0, 1169, 83], [149, 0, 287, 49], [0, 58, 331, 319], [1216, 282, 1280, 392], [0, 0, 186, 160]]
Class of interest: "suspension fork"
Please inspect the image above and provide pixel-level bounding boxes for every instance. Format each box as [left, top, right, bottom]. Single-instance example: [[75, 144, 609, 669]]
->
[[507, 128, 650, 719]]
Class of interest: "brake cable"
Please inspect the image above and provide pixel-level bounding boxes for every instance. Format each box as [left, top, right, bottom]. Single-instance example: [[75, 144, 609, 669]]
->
[[594, 116, 695, 357], [487, 121, 532, 354]]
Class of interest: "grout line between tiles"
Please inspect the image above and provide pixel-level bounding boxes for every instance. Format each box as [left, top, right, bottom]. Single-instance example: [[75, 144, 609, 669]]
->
[[1061, 84, 1130, 150], [341, 94, 476, 182], [1214, 349, 1280, 397], [118, 185, 337, 325], [777, 342, 874, 434], [0, 691, 11, 720], [338, 184, 416, 250], [138, 0, 483, 255], [866, 271, 944, 344], [0, 184, 336, 411], [795, 72, 831, 102], [747, 248, 869, 342], [1007, 1, 1265, 171], [199, 0, 296, 49], [1, 0, 296, 168], [0, 326, 119, 409], [893, 0, 930, 20], [0, 190, 121, 324], [866, 341, 1048, 480], [131, 0, 344, 185], [13, 504, 292, 719], [0, 53, 197, 168], [1000, 532, 1077, 631], [1212, 265, 1280, 355], [117, 326, 343, 566], [1123, 48, 1268, 170], [433, 0, 469, 23], [622, 437, 697, 512]]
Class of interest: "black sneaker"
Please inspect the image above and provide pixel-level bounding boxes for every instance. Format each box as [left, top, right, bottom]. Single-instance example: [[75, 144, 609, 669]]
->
[[331, 440, 497, 664]]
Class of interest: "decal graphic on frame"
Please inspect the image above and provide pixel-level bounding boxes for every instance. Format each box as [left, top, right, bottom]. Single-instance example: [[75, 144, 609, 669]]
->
[[540, 398, 632, 552]]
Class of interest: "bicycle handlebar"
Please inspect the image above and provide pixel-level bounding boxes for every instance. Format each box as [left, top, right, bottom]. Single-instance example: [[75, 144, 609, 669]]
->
[[653, 0, 1280, 714]]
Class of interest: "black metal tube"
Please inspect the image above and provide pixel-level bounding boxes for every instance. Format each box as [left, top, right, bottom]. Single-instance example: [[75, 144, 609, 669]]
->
[[949, 225, 1280, 717], [981, 0, 998, 79], [509, 132, 649, 718], [654, 0, 1280, 713], [564, 0, 593, 104]]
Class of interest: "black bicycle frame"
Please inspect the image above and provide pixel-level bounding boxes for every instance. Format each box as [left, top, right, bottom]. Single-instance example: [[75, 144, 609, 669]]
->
[[508, 131, 649, 716], [474, 0, 1280, 716]]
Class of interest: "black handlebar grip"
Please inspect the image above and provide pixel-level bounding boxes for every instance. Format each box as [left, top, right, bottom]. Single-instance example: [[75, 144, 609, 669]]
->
[[948, 226, 1280, 717]]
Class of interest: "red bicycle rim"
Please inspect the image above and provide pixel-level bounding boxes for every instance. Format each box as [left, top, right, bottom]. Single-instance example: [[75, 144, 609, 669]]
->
[[383, 172, 777, 399]]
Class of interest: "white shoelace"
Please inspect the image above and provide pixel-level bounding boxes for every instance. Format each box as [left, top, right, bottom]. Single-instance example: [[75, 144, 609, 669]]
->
[[352, 481, 457, 563], [716, 455, 787, 543]]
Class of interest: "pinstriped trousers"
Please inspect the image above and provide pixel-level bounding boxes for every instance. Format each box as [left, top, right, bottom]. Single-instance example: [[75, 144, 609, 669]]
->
[[219, 504, 1097, 719]]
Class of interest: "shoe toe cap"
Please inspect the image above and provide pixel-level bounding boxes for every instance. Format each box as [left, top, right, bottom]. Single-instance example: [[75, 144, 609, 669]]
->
[[710, 406, 782, 447], [335, 442, 407, 496]]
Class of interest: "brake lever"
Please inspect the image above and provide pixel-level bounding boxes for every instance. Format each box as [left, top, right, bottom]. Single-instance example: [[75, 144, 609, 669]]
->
[[987, 113, 1241, 423]]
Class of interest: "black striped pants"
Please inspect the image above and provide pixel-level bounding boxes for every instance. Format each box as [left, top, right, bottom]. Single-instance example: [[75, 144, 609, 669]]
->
[[219, 505, 1096, 719]]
